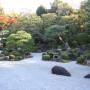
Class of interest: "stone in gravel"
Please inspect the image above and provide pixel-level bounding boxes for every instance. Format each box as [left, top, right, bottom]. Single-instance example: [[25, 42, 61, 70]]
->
[[51, 66, 71, 76], [84, 74, 90, 78]]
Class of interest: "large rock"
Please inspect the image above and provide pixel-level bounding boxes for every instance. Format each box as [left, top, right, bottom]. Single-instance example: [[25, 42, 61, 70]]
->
[[84, 74, 90, 78], [51, 66, 71, 76]]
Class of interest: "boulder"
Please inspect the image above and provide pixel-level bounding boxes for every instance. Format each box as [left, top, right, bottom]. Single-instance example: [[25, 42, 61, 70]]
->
[[84, 74, 90, 78], [51, 66, 71, 76]]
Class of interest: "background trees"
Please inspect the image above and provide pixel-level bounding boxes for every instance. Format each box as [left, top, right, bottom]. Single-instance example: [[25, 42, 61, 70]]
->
[[80, 0, 90, 33], [42, 13, 57, 29], [49, 0, 72, 15], [44, 25, 65, 48], [0, 0, 89, 52]]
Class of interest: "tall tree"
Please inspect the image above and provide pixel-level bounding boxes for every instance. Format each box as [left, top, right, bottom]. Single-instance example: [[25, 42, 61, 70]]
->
[[80, 0, 90, 21], [44, 25, 65, 48], [36, 5, 47, 16], [80, 0, 90, 32], [42, 13, 57, 29], [49, 0, 72, 15]]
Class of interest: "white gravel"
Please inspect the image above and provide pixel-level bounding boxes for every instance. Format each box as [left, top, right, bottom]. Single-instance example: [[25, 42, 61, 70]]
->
[[0, 53, 90, 90]]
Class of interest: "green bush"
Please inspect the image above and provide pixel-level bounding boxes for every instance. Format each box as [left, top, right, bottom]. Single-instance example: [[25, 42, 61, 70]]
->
[[85, 53, 90, 59], [4, 31, 34, 61], [76, 33, 89, 45], [61, 54, 69, 60], [77, 55, 86, 64], [72, 48, 78, 57], [42, 54, 51, 61], [47, 50, 53, 58], [61, 51, 70, 60], [83, 50, 90, 59], [16, 56, 24, 61], [44, 25, 65, 48], [9, 54, 16, 60]]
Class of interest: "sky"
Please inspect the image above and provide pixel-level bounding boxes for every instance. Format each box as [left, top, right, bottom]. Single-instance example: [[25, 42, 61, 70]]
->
[[0, 0, 84, 13]]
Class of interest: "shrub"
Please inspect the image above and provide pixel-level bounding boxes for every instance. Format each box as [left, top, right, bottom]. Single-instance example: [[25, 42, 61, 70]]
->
[[9, 54, 16, 60], [42, 54, 51, 60], [82, 50, 90, 60], [61, 54, 69, 60], [16, 56, 24, 61], [85, 53, 90, 59], [44, 25, 65, 48], [76, 33, 89, 45], [77, 55, 86, 64], [47, 50, 53, 58], [61, 51, 70, 60], [4, 31, 34, 60], [72, 48, 78, 55]]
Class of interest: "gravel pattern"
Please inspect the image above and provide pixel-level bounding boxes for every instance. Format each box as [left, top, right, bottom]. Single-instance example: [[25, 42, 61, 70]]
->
[[0, 53, 90, 90]]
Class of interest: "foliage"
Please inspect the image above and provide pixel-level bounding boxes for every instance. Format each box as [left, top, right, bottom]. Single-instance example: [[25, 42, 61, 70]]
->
[[47, 50, 54, 58], [50, 0, 72, 15], [71, 48, 78, 57], [84, 50, 90, 60], [6, 31, 32, 47], [44, 25, 62, 40], [4, 31, 34, 60], [60, 51, 70, 60], [44, 25, 64, 48], [5, 0, 89, 50], [80, 0, 90, 33], [77, 55, 86, 64], [85, 53, 90, 60], [9, 54, 16, 60], [0, 0, 90, 55], [42, 54, 51, 61], [36, 5, 47, 16], [10, 14, 43, 46], [42, 13, 57, 28], [76, 33, 90, 45], [80, 0, 90, 22]]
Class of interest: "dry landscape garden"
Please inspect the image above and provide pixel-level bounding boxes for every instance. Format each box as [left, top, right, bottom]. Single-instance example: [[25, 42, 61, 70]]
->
[[0, 0, 90, 90]]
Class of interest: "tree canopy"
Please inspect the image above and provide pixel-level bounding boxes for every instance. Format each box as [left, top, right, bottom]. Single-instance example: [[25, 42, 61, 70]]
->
[[36, 5, 47, 16]]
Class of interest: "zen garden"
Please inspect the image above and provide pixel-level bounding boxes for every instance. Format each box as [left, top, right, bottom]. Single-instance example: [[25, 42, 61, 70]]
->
[[0, 0, 90, 90]]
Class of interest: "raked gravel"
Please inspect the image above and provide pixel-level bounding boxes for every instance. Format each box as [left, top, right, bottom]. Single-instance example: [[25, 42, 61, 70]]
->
[[0, 53, 90, 90]]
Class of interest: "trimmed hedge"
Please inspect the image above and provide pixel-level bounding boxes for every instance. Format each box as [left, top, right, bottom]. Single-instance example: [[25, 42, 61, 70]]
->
[[42, 54, 51, 61]]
